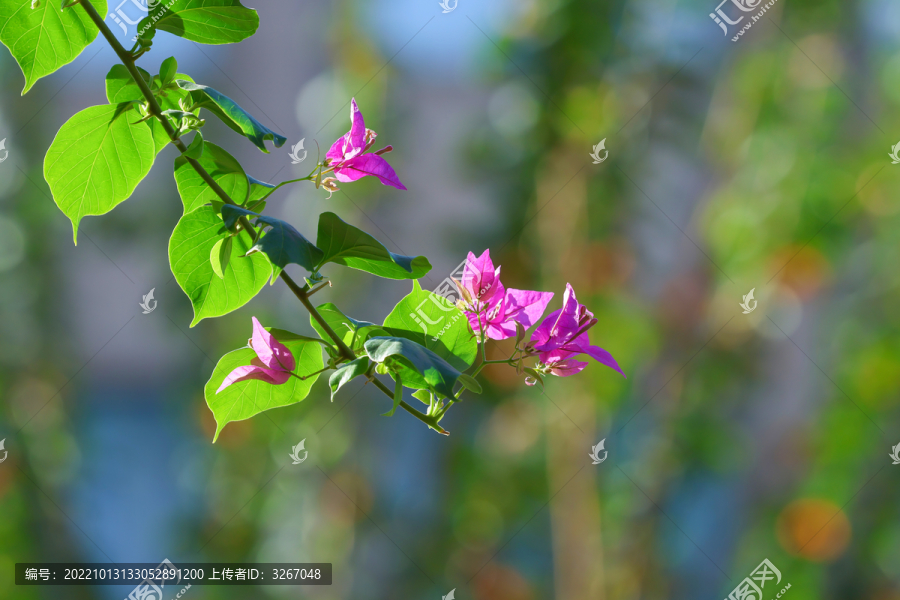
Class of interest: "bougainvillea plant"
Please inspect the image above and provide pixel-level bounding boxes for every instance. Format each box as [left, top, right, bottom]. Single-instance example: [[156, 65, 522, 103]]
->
[[1, 0, 623, 440]]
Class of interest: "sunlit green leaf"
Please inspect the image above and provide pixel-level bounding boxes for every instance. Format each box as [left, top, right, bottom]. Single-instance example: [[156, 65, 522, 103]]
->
[[315, 212, 431, 279], [44, 103, 155, 243], [169, 205, 271, 326], [159, 56, 178, 86], [0, 0, 106, 94], [205, 330, 323, 441], [143, 0, 258, 45], [174, 142, 248, 213], [381, 280, 476, 393]]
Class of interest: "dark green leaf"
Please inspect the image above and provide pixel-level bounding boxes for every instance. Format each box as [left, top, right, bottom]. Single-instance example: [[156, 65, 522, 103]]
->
[[364, 336, 463, 399], [143, 0, 258, 45], [221, 205, 323, 279], [174, 142, 248, 213], [328, 357, 370, 401], [205, 330, 323, 441], [44, 103, 155, 243], [169, 205, 271, 325], [0, 0, 106, 94], [176, 80, 286, 152], [315, 212, 431, 279]]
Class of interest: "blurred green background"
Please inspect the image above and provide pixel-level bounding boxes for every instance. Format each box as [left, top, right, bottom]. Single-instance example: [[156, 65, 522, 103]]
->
[[1, 0, 899, 598]]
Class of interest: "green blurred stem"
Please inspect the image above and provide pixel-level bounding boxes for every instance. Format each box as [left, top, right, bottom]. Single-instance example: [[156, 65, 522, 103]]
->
[[79, 0, 444, 434]]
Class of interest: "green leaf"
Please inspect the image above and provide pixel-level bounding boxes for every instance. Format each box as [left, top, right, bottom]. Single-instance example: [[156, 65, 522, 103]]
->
[[105, 66, 196, 154], [205, 330, 323, 441], [105, 64, 151, 104], [383, 374, 403, 417], [177, 80, 286, 152], [210, 236, 232, 278], [184, 130, 204, 159], [457, 373, 483, 394], [381, 281, 477, 392], [221, 205, 323, 280], [159, 56, 178, 86], [143, 0, 259, 45], [411, 389, 431, 406], [247, 175, 275, 203], [44, 103, 155, 243], [169, 205, 271, 326], [364, 337, 463, 399], [328, 357, 370, 401], [0, 0, 106, 95], [174, 142, 248, 212], [309, 302, 384, 351], [315, 212, 431, 279]]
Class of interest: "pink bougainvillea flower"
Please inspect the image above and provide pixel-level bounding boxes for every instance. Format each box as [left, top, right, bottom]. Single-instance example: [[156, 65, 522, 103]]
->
[[324, 98, 406, 190], [528, 283, 625, 379], [465, 280, 554, 342], [217, 317, 296, 393], [458, 249, 502, 306]]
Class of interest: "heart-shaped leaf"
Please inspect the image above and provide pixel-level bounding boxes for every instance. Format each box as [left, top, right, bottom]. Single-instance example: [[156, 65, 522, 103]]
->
[[0, 0, 106, 94], [44, 103, 155, 243], [309, 302, 384, 351], [205, 329, 323, 441], [175, 142, 248, 212], [143, 0, 258, 45], [169, 205, 271, 326], [221, 205, 323, 280], [381, 280, 476, 394], [364, 336, 463, 399], [328, 357, 370, 401], [176, 80, 286, 152], [315, 212, 431, 279]]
